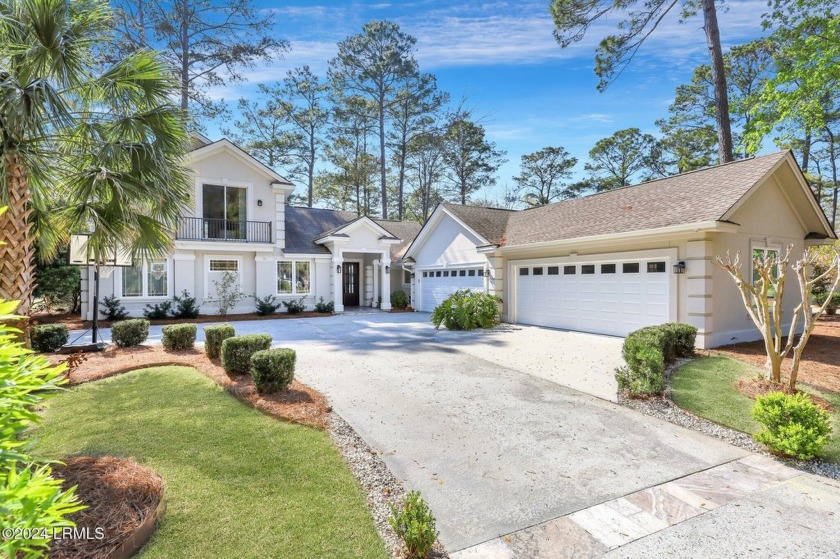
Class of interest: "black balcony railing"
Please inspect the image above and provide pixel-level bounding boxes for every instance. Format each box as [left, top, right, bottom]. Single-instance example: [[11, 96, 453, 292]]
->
[[176, 217, 272, 243]]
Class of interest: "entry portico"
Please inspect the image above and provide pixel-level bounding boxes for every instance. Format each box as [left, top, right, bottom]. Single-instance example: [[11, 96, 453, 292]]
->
[[315, 217, 402, 312]]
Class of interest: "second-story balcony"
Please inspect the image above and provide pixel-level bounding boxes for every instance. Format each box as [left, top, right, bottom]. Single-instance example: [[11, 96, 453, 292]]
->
[[176, 217, 272, 244]]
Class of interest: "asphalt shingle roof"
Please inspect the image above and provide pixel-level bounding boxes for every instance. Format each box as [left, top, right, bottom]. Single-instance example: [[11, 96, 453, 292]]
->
[[445, 152, 788, 248], [374, 219, 423, 260], [284, 206, 357, 254]]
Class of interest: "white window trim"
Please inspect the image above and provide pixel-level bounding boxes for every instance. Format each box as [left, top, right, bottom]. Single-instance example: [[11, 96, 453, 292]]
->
[[750, 241, 783, 295], [204, 255, 244, 298], [276, 259, 313, 296], [195, 176, 253, 223], [116, 258, 173, 300]]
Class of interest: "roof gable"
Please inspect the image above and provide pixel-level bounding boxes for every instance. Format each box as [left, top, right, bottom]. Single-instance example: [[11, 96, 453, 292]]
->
[[187, 139, 294, 190], [315, 216, 397, 241]]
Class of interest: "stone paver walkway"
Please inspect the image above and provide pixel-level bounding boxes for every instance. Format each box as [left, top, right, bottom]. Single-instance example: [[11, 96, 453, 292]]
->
[[451, 454, 804, 558]]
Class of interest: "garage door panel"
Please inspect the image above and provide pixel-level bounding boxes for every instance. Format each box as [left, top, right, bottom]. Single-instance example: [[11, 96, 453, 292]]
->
[[419, 269, 484, 312], [514, 256, 670, 337]]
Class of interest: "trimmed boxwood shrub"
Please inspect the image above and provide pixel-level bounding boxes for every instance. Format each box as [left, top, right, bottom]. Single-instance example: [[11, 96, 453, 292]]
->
[[751, 391, 832, 460], [431, 290, 501, 330], [31, 324, 69, 353], [204, 324, 235, 359], [111, 319, 150, 348], [162, 324, 197, 350], [391, 290, 408, 309], [615, 322, 698, 396], [221, 334, 272, 375], [250, 348, 296, 394]]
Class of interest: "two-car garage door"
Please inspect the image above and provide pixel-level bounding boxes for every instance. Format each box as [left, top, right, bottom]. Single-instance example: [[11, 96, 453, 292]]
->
[[418, 268, 484, 312], [513, 256, 671, 337]]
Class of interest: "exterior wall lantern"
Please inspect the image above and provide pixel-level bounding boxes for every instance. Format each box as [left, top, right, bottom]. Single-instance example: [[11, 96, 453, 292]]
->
[[336, 265, 342, 274], [482, 269, 490, 277], [673, 261, 686, 274], [257, 199, 263, 207], [385, 265, 390, 274]]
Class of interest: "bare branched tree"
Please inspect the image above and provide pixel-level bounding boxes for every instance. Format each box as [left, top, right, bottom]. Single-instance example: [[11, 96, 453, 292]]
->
[[716, 245, 840, 389]]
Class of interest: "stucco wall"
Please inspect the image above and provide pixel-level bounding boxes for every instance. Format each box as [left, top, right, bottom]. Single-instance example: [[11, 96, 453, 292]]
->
[[413, 214, 487, 268]]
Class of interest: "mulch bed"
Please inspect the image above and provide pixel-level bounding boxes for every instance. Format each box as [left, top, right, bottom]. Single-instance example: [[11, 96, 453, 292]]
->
[[49, 457, 163, 559], [32, 311, 333, 331], [714, 315, 840, 394], [49, 346, 331, 429], [736, 378, 835, 412]]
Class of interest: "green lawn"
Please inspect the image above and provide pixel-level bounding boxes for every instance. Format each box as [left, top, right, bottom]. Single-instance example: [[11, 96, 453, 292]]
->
[[672, 355, 840, 464], [30, 366, 387, 559]]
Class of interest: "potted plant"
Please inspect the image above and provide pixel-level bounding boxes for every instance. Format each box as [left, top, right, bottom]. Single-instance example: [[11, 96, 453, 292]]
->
[[814, 292, 839, 315]]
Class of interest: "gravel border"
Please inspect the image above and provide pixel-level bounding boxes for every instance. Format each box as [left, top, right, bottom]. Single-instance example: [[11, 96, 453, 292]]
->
[[617, 359, 840, 481], [327, 413, 449, 558]]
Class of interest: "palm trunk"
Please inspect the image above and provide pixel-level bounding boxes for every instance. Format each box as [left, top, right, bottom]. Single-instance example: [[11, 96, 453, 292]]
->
[[0, 154, 36, 315], [702, 0, 734, 163]]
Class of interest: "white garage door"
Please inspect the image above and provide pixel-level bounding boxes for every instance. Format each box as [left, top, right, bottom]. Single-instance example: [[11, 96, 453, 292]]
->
[[418, 268, 484, 312], [514, 258, 670, 337]]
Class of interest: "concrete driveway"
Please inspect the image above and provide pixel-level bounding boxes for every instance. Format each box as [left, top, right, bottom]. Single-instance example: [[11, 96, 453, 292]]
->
[[71, 312, 837, 555]]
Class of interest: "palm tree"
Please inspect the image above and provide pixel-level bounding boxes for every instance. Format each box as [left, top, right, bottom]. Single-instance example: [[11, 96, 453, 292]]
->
[[0, 0, 191, 315]]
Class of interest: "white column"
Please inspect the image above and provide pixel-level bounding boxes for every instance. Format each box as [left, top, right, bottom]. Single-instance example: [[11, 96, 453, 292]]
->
[[372, 260, 380, 308], [332, 252, 344, 313], [254, 255, 275, 301], [381, 254, 392, 311]]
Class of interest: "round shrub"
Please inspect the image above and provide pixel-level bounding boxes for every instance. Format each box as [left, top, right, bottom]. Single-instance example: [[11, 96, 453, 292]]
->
[[110, 319, 150, 348], [204, 324, 235, 359], [388, 491, 438, 559], [391, 290, 408, 309], [430, 290, 501, 330], [221, 334, 272, 375], [31, 324, 69, 353], [751, 391, 831, 460], [250, 348, 296, 394], [161, 323, 197, 350]]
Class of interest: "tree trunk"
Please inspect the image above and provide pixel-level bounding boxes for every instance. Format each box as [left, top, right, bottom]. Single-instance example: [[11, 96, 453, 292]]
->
[[397, 142, 406, 221], [826, 127, 838, 230], [702, 0, 734, 163], [0, 154, 35, 315], [308, 128, 315, 207], [802, 127, 811, 171], [179, 1, 190, 113], [379, 93, 388, 219]]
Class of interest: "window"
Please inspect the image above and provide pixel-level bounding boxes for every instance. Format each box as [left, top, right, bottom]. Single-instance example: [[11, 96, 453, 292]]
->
[[459, 270, 466, 277], [404, 270, 411, 283], [468, 270, 476, 276], [121, 259, 169, 298], [533, 267, 544, 275], [277, 260, 311, 295], [210, 259, 239, 272], [623, 263, 640, 273], [581, 265, 595, 274], [443, 271, 450, 277], [564, 265, 576, 275], [422, 271, 428, 278], [752, 246, 780, 297], [435, 271, 441, 277], [647, 262, 666, 273], [601, 264, 616, 274], [519, 267, 529, 276], [202, 183, 247, 240], [547, 266, 559, 275]]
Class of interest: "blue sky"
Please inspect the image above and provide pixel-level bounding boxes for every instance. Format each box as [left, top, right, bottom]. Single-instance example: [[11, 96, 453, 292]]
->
[[205, 0, 770, 199]]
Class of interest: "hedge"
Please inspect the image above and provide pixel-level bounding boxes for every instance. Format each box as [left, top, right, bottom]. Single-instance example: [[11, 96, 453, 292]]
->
[[250, 348, 296, 394], [111, 319, 150, 348], [31, 324, 69, 353], [162, 324, 197, 350], [221, 334, 272, 375], [615, 322, 697, 396], [204, 323, 235, 359]]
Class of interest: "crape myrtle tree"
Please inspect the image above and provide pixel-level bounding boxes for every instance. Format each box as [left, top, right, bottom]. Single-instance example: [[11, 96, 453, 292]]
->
[[0, 0, 192, 315], [550, 0, 736, 163]]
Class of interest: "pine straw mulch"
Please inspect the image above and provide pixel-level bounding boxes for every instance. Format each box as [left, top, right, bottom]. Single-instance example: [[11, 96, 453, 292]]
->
[[31, 311, 334, 331], [714, 314, 840, 394], [47, 346, 331, 429], [736, 378, 835, 412], [49, 457, 163, 559]]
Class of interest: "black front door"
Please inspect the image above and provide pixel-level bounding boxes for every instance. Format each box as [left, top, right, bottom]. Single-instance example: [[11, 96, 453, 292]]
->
[[343, 262, 360, 306]]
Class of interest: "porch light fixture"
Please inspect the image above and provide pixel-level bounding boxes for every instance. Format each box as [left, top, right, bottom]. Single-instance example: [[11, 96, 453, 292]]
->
[[336, 265, 341, 274], [673, 261, 686, 274], [482, 269, 490, 277], [385, 265, 390, 274], [257, 199, 263, 207]]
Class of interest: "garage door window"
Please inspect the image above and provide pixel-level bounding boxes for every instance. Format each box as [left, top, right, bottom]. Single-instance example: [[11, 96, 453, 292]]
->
[[519, 267, 529, 276], [581, 265, 595, 274], [623, 263, 640, 273], [436, 271, 441, 277], [647, 262, 666, 273], [533, 267, 544, 275], [601, 264, 616, 274], [468, 270, 476, 276], [564, 265, 576, 275], [547, 266, 559, 275], [459, 270, 466, 276]]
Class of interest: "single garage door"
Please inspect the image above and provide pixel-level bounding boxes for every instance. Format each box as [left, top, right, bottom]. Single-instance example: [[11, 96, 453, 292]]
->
[[514, 258, 670, 337], [418, 268, 484, 312]]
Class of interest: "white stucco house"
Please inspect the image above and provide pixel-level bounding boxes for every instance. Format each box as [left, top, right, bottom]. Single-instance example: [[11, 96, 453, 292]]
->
[[80, 143, 835, 350], [404, 151, 835, 349], [80, 136, 421, 320]]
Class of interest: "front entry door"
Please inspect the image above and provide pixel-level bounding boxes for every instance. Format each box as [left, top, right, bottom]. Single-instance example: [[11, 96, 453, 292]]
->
[[343, 262, 360, 306]]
